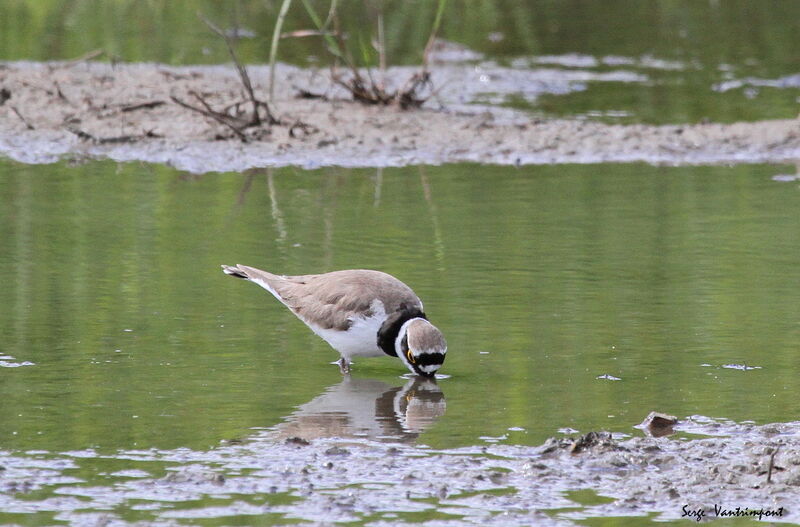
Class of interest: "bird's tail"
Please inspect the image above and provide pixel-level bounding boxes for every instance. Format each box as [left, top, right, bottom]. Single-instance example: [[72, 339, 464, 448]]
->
[[221, 264, 288, 306], [221, 264, 249, 279]]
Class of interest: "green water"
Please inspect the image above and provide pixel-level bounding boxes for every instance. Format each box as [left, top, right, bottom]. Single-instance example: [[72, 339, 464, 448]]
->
[[3, 3, 799, 524], [2, 0, 800, 124], [4, 0, 800, 70], [2, 159, 800, 455]]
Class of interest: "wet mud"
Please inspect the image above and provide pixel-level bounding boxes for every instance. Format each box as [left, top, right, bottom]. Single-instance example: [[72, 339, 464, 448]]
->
[[1, 60, 799, 172], [1, 411, 798, 526]]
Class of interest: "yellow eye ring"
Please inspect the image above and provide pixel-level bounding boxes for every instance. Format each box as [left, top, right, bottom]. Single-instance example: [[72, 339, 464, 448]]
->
[[406, 349, 416, 364]]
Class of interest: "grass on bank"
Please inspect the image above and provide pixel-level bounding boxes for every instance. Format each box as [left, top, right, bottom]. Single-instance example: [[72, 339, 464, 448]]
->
[[268, 0, 447, 108]]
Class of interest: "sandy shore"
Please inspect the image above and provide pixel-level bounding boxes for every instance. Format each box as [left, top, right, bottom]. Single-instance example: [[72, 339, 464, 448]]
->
[[1, 60, 800, 172]]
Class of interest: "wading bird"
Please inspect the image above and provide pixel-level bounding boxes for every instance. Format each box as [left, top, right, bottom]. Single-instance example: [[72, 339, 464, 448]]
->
[[222, 265, 447, 377]]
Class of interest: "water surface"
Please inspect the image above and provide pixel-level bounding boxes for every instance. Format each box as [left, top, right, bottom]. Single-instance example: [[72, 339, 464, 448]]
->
[[3, 159, 800, 454], [3, 159, 800, 524]]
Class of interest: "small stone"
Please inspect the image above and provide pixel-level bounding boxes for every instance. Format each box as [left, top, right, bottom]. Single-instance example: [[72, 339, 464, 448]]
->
[[569, 431, 614, 454], [488, 472, 507, 485], [324, 446, 350, 456], [608, 455, 628, 467], [651, 457, 675, 469], [667, 487, 680, 499], [761, 425, 782, 435], [523, 462, 548, 471], [638, 412, 678, 437]]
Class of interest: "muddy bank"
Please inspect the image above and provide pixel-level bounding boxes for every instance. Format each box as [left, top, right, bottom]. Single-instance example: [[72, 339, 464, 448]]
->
[[1, 417, 798, 525], [1, 60, 799, 172]]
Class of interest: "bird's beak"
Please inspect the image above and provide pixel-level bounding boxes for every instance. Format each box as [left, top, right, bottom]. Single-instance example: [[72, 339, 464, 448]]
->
[[417, 369, 436, 379]]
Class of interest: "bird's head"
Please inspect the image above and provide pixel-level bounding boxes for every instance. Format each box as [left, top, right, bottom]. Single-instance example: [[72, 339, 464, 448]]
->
[[396, 318, 447, 378]]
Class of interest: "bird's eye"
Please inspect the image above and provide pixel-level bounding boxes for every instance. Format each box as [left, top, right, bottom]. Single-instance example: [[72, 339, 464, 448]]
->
[[406, 349, 416, 364]]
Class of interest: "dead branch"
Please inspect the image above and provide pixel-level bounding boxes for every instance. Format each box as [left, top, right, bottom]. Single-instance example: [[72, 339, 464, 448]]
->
[[170, 93, 248, 142], [166, 13, 283, 142], [197, 12, 278, 125], [397, 71, 433, 109], [121, 100, 166, 112], [53, 81, 70, 103], [288, 120, 319, 138], [332, 73, 391, 105], [65, 126, 94, 141], [329, 68, 433, 109], [294, 87, 327, 100], [20, 80, 55, 96], [767, 447, 780, 483], [188, 90, 240, 125], [65, 126, 161, 144], [11, 106, 34, 130]]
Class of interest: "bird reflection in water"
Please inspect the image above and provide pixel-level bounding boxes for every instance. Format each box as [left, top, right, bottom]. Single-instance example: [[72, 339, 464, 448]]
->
[[272, 376, 446, 444]]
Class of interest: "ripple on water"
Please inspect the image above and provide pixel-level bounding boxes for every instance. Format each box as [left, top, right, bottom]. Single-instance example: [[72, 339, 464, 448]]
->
[[0, 354, 35, 367]]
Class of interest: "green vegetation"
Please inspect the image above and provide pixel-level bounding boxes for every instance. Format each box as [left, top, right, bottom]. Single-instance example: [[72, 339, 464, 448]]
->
[[268, 0, 293, 101], [276, 0, 446, 106], [3, 1, 800, 122], [3, 0, 800, 73]]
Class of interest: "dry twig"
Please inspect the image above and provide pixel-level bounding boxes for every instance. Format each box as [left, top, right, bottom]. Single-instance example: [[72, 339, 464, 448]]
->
[[169, 13, 283, 142], [288, 120, 319, 138], [197, 13, 278, 126], [65, 126, 161, 144], [294, 86, 327, 100], [11, 106, 34, 130], [170, 93, 249, 142], [767, 447, 780, 483], [121, 100, 166, 112]]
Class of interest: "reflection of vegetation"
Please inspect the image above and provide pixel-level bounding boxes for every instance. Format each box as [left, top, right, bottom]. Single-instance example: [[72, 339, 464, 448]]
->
[[535, 77, 800, 125], [2, 160, 800, 453], [4, 1, 800, 122], [3, 0, 800, 73]]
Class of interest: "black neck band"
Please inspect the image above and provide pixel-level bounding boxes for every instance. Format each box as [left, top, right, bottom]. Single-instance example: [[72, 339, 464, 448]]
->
[[376, 307, 427, 357]]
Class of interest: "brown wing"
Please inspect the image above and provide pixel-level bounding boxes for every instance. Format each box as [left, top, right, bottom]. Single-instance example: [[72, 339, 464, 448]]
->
[[223, 266, 422, 330]]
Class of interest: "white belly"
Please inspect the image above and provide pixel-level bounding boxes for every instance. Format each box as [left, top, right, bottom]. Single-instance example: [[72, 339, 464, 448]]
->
[[310, 311, 387, 359], [249, 276, 389, 360]]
